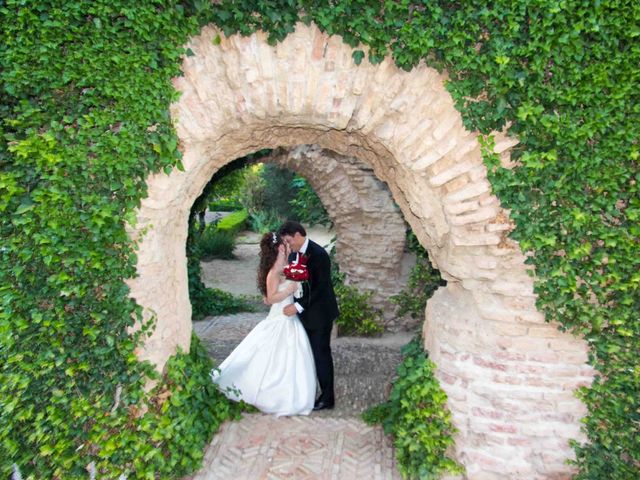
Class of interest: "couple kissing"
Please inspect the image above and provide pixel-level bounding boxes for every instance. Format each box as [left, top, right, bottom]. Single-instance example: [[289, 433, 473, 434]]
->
[[211, 220, 339, 415]]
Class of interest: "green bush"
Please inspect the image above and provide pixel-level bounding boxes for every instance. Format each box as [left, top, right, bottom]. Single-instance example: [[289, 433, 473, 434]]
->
[[330, 256, 384, 337], [207, 166, 246, 211], [290, 175, 331, 227], [363, 336, 464, 479], [187, 222, 253, 321], [197, 225, 236, 260], [216, 209, 248, 235], [248, 208, 284, 234], [239, 164, 267, 216], [391, 232, 444, 319], [208, 197, 242, 211], [2, 1, 638, 478], [95, 333, 247, 478], [190, 283, 254, 321], [260, 164, 297, 218], [334, 281, 385, 336], [125, 334, 247, 478]]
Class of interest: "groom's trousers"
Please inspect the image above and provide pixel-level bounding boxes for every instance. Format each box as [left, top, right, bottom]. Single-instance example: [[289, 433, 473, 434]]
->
[[305, 321, 335, 403]]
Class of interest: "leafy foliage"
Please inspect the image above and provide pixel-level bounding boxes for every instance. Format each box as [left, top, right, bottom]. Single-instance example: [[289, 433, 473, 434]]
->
[[205, 2, 640, 476], [260, 164, 297, 218], [197, 225, 236, 260], [330, 251, 384, 337], [103, 334, 247, 478], [334, 280, 385, 337], [237, 162, 330, 230], [187, 219, 253, 321], [238, 164, 267, 220], [215, 209, 248, 235], [207, 168, 245, 212], [289, 175, 331, 227], [2, 0, 638, 477], [363, 336, 464, 479], [0, 3, 250, 476], [248, 207, 285, 234], [208, 197, 242, 212], [188, 253, 252, 321], [391, 232, 445, 319], [0, 2, 209, 477]]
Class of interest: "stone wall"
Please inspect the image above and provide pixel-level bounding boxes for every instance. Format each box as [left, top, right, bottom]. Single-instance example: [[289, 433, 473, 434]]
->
[[268, 145, 411, 330], [127, 23, 594, 479]]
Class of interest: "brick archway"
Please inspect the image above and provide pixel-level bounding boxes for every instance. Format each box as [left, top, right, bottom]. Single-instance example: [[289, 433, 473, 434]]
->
[[129, 23, 593, 478], [266, 145, 410, 330]]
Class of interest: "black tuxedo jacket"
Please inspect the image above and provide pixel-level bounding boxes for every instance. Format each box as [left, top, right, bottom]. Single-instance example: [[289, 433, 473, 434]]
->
[[289, 239, 339, 331]]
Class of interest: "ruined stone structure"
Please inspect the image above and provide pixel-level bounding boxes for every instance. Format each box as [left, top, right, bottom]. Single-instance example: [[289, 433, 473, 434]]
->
[[268, 145, 409, 329], [127, 23, 594, 479]]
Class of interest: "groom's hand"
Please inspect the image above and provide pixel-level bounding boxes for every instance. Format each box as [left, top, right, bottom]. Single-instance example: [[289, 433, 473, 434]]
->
[[283, 304, 297, 316]]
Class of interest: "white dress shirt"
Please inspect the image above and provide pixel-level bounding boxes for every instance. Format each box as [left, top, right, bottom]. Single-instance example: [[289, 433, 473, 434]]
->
[[293, 238, 310, 313]]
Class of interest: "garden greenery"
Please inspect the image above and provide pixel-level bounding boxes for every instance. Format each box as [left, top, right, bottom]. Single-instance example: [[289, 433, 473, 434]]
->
[[187, 234, 252, 321], [214, 209, 248, 235], [1, 1, 638, 478], [363, 336, 464, 479], [187, 164, 253, 320], [196, 225, 236, 260], [391, 232, 445, 320], [333, 280, 385, 337], [330, 250, 384, 337]]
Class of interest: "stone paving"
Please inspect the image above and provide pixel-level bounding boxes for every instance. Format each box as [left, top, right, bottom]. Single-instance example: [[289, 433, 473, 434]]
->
[[187, 414, 401, 480], [188, 312, 410, 479]]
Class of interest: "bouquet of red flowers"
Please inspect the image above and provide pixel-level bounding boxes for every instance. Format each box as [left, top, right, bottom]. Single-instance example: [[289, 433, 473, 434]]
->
[[283, 254, 309, 282]]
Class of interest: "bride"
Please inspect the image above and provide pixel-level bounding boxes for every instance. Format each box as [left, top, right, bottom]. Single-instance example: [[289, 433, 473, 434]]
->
[[210, 232, 316, 416]]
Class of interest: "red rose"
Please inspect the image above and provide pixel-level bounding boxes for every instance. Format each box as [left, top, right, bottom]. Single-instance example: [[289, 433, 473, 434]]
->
[[283, 255, 309, 281]]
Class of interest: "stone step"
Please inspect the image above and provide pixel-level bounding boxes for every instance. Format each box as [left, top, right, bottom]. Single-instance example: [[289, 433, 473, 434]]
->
[[195, 314, 414, 417]]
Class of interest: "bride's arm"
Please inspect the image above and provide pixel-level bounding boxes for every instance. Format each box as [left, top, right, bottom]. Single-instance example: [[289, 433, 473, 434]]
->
[[264, 270, 297, 304]]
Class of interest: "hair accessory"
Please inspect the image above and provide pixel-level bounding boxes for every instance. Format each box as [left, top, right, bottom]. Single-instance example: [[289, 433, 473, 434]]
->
[[272, 232, 278, 245]]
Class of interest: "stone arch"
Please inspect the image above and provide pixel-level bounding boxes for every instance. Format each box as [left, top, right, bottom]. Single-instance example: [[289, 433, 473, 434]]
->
[[266, 144, 409, 329], [128, 23, 594, 478]]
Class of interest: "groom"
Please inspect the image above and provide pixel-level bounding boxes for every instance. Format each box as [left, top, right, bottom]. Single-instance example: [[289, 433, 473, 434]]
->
[[279, 220, 339, 411]]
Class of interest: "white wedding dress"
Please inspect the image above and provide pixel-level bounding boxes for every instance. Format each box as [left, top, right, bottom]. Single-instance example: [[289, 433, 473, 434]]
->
[[211, 280, 316, 416]]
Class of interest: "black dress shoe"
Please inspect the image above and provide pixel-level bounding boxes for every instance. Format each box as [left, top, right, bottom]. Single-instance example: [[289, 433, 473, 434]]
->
[[313, 400, 334, 411]]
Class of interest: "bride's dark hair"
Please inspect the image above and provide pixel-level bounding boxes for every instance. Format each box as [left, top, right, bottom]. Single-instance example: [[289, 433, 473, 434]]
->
[[257, 232, 284, 296]]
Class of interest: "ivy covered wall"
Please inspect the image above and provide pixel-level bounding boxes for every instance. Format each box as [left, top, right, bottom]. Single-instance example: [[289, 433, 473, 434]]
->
[[1, 1, 638, 478]]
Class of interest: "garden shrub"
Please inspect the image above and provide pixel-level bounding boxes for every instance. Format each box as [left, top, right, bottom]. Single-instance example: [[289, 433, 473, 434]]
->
[[208, 197, 241, 212], [187, 222, 252, 321], [330, 253, 384, 337], [248, 207, 284, 234], [232, 160, 330, 231], [391, 232, 445, 319], [215, 209, 248, 235], [260, 164, 297, 218], [290, 175, 331, 227], [238, 163, 267, 218], [363, 336, 464, 479], [207, 166, 245, 212], [2, 1, 638, 478], [197, 225, 236, 260], [334, 281, 385, 337]]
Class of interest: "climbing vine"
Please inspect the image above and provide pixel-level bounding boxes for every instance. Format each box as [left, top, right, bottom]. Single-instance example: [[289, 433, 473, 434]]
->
[[1, 1, 638, 478], [363, 336, 464, 479], [0, 2, 240, 478]]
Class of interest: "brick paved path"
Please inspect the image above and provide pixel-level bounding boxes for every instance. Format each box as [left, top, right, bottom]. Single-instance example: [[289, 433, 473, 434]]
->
[[188, 313, 407, 480], [187, 414, 401, 480]]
